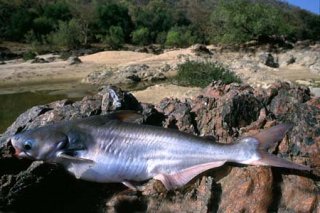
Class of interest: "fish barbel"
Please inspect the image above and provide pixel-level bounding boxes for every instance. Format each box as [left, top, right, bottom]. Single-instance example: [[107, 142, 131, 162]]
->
[[11, 111, 310, 190]]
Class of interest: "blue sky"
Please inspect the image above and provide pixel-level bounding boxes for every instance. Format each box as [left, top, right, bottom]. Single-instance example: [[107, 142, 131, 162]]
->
[[286, 0, 320, 14]]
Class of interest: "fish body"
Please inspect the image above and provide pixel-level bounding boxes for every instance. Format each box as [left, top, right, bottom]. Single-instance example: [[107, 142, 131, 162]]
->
[[11, 112, 310, 190]]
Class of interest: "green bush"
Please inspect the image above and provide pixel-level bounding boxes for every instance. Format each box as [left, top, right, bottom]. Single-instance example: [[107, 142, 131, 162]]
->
[[49, 19, 84, 49], [104, 26, 125, 49], [43, 1, 71, 21], [131, 27, 150, 45], [174, 61, 241, 87], [209, 0, 293, 44], [32, 16, 54, 37], [22, 50, 36, 61], [97, 3, 132, 40], [165, 26, 197, 47]]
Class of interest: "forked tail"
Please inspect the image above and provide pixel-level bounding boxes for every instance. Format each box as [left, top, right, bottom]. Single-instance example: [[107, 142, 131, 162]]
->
[[248, 124, 311, 171]]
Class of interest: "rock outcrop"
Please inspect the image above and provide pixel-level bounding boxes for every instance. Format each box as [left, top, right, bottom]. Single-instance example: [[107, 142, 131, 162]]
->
[[0, 82, 319, 212], [82, 64, 168, 87]]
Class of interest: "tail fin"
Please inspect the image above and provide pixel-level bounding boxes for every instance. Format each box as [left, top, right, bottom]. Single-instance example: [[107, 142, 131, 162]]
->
[[250, 124, 311, 171]]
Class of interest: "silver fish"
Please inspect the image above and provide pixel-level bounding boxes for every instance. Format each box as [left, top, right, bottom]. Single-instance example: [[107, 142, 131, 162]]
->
[[10, 111, 310, 190]]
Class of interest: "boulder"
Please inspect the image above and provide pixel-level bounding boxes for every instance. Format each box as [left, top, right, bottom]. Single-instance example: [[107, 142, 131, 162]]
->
[[68, 56, 82, 65], [31, 57, 49, 64], [191, 44, 213, 56], [0, 82, 319, 212], [258, 52, 279, 68], [278, 53, 296, 67], [83, 64, 167, 86]]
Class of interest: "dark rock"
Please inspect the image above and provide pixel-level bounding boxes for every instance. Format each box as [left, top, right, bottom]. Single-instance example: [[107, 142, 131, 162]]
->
[[0, 82, 319, 212], [258, 52, 279, 68], [0, 47, 19, 60], [192, 44, 213, 56], [31, 57, 49, 64], [134, 45, 163, 54], [68, 56, 82, 65]]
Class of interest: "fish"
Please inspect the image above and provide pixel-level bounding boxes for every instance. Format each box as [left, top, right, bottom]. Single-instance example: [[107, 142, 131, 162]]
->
[[10, 111, 311, 190]]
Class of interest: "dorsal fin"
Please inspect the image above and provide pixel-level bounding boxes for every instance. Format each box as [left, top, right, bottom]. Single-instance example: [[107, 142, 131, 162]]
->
[[253, 124, 293, 150], [77, 111, 143, 127], [106, 110, 143, 123]]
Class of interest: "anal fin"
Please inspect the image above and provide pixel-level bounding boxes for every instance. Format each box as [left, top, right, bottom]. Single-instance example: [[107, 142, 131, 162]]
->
[[154, 161, 226, 190]]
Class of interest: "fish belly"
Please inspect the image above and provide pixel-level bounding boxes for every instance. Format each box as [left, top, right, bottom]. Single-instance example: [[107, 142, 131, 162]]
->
[[66, 154, 151, 183]]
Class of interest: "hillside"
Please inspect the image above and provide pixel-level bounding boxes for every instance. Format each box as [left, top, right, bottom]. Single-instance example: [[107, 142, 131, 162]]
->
[[0, 0, 319, 52]]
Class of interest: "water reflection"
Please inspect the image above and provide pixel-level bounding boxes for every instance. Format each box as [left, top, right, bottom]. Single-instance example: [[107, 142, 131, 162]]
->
[[0, 91, 71, 133]]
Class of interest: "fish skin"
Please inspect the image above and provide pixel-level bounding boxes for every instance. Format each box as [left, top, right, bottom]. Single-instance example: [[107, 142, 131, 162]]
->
[[10, 113, 311, 190]]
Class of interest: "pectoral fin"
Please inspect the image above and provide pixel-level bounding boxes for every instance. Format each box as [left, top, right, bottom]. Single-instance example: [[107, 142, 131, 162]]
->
[[154, 161, 226, 190], [58, 153, 95, 164]]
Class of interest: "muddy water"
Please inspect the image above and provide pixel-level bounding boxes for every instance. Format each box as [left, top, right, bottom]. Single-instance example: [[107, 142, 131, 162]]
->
[[0, 84, 98, 134], [0, 81, 160, 134], [0, 91, 65, 133]]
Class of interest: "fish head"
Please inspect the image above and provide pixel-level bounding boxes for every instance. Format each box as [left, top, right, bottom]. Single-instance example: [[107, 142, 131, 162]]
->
[[11, 125, 69, 161]]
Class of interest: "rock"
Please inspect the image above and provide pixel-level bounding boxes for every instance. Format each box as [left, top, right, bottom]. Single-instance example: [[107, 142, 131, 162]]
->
[[191, 44, 212, 56], [0, 82, 319, 212], [68, 56, 82, 65], [258, 52, 279, 68], [134, 45, 163, 54], [310, 61, 320, 74], [310, 87, 320, 97], [0, 47, 19, 60], [278, 53, 295, 67], [83, 64, 167, 86], [31, 57, 49, 64], [81, 69, 113, 84], [0, 61, 5, 65]]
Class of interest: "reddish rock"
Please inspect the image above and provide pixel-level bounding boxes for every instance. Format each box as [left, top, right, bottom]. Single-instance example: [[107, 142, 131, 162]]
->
[[280, 175, 319, 212], [218, 167, 273, 213], [0, 82, 319, 212]]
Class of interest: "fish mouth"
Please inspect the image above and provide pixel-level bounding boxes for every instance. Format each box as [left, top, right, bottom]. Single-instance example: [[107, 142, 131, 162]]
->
[[14, 148, 33, 159]]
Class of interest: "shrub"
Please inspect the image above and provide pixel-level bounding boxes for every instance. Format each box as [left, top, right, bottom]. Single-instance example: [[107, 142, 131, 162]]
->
[[32, 16, 54, 37], [174, 61, 241, 87], [131, 27, 150, 45], [165, 26, 197, 47], [23, 50, 36, 61], [49, 19, 84, 49], [97, 3, 132, 39], [209, 0, 293, 44], [104, 26, 125, 49]]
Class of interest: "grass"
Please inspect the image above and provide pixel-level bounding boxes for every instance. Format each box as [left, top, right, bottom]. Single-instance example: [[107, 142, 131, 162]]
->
[[174, 61, 241, 88]]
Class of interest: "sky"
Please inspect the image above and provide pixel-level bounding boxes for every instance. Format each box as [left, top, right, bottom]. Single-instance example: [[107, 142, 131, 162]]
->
[[286, 0, 320, 14]]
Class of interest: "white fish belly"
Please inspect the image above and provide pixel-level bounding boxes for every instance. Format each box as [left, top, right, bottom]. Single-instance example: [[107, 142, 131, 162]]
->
[[67, 153, 151, 183]]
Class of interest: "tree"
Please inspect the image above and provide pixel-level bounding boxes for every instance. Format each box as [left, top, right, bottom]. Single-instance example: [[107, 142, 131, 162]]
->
[[97, 2, 132, 41], [131, 0, 174, 42], [165, 26, 197, 47], [66, 0, 96, 46], [209, 0, 293, 44], [131, 27, 150, 45], [105, 26, 125, 49], [50, 19, 84, 49]]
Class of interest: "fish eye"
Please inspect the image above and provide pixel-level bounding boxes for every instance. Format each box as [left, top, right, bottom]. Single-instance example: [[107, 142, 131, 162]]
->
[[23, 140, 33, 151], [57, 140, 68, 150]]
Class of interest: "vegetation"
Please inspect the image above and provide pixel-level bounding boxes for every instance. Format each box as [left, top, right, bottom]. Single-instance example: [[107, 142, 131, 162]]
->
[[0, 0, 319, 49], [209, 0, 294, 43], [174, 61, 242, 88], [22, 50, 36, 61]]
